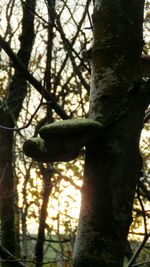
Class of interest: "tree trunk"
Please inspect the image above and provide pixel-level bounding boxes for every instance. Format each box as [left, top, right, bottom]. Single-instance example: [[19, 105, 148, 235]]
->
[[35, 165, 53, 267], [0, 114, 15, 257], [0, 0, 36, 264], [73, 1, 148, 266]]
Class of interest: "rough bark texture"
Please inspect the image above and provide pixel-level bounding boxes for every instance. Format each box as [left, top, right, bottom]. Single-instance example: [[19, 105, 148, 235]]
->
[[73, 1, 148, 267], [0, 0, 36, 263]]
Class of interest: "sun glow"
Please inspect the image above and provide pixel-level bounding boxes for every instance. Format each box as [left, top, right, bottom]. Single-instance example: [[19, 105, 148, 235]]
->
[[17, 162, 83, 234]]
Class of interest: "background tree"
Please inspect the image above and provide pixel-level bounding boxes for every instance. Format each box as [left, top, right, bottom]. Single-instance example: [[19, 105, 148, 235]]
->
[[0, 0, 36, 263]]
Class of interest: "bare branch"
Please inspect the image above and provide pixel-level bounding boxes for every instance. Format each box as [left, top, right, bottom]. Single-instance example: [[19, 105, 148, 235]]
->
[[0, 34, 69, 120], [0, 246, 26, 267], [127, 185, 150, 267]]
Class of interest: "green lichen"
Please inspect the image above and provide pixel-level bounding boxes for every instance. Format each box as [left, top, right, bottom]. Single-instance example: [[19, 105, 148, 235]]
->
[[23, 137, 48, 162], [23, 119, 102, 162], [39, 118, 102, 146], [23, 136, 80, 162]]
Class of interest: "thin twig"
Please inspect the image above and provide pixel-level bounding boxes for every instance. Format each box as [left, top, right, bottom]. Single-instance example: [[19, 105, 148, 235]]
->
[[132, 260, 150, 267], [0, 97, 45, 132], [0, 34, 69, 120], [0, 246, 26, 267], [127, 185, 150, 267]]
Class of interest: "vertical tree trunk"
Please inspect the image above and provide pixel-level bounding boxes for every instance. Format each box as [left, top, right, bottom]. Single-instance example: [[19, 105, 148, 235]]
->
[[0, 1, 36, 264], [0, 115, 15, 257], [35, 170, 53, 267], [35, 0, 55, 264], [73, 1, 148, 266]]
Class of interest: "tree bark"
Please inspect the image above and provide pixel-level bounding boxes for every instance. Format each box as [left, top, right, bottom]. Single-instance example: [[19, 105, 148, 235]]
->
[[0, 0, 36, 263], [73, 1, 148, 266]]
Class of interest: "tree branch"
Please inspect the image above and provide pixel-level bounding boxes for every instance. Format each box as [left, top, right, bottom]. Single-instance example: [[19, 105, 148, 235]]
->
[[127, 185, 150, 267], [141, 55, 150, 78], [0, 34, 69, 120], [144, 109, 150, 123], [0, 246, 26, 267]]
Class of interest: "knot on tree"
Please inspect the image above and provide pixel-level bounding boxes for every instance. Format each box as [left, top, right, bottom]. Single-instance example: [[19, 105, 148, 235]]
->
[[23, 119, 102, 162]]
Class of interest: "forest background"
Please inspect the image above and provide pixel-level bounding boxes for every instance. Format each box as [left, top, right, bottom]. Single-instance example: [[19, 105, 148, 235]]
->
[[0, 0, 150, 267]]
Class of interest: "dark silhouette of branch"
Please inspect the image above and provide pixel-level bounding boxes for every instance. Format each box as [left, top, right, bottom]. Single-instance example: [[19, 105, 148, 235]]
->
[[127, 185, 150, 267], [132, 260, 150, 267], [141, 55, 150, 78], [139, 180, 150, 201], [0, 34, 69, 120], [127, 234, 150, 267], [0, 246, 25, 267], [54, 18, 90, 93], [0, 96, 44, 131], [35, 164, 53, 267], [53, 0, 91, 92], [144, 109, 150, 123], [137, 184, 147, 236]]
